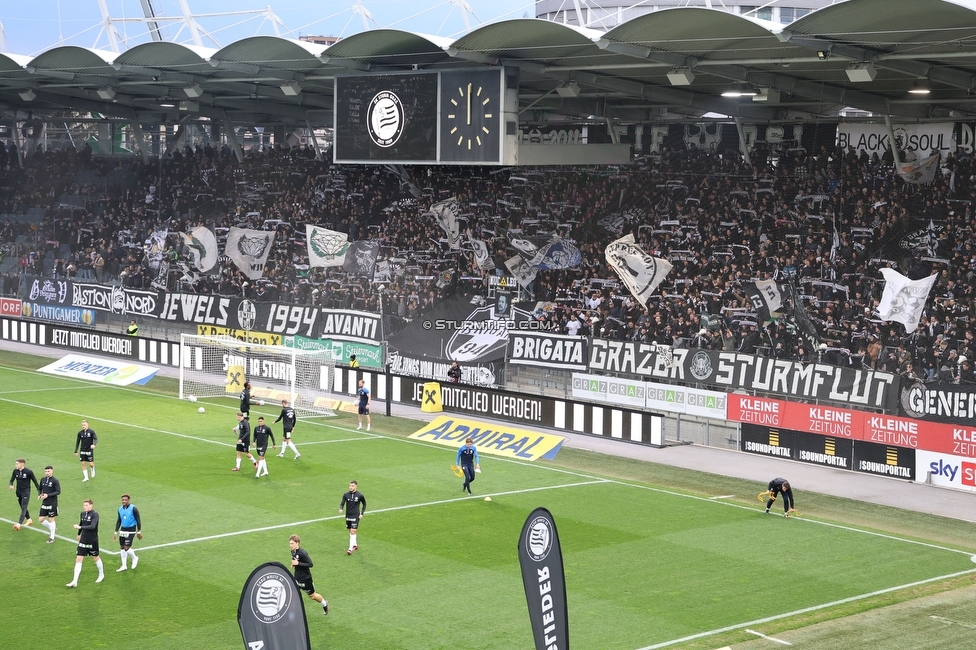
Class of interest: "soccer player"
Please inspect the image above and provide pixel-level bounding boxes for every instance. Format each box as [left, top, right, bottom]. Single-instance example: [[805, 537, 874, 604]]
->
[[232, 412, 258, 472], [356, 379, 370, 431], [113, 494, 142, 572], [74, 420, 98, 482], [764, 477, 797, 517], [252, 417, 276, 478], [38, 465, 61, 542], [8, 459, 39, 531], [275, 399, 300, 459], [240, 381, 263, 419], [456, 437, 481, 495], [289, 535, 329, 615], [338, 481, 366, 555], [67, 499, 104, 587]]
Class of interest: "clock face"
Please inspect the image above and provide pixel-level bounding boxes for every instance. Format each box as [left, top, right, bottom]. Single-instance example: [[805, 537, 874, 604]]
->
[[440, 69, 501, 163]]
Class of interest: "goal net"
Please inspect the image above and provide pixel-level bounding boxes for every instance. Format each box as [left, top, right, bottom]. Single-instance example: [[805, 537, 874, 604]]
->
[[179, 334, 336, 419]]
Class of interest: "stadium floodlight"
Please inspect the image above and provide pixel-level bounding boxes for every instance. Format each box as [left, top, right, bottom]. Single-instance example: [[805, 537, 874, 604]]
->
[[97, 87, 117, 100], [721, 84, 757, 98], [179, 334, 337, 419], [667, 66, 695, 86], [280, 81, 302, 96], [846, 62, 877, 83], [18, 89, 36, 101], [183, 83, 204, 98]]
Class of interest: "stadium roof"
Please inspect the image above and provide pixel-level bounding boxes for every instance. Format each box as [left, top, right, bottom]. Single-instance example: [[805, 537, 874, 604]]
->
[[1, 0, 976, 127]]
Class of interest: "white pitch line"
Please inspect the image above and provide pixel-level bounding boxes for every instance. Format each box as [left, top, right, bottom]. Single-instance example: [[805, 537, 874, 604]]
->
[[745, 628, 793, 645], [0, 394, 234, 448], [0, 516, 120, 555], [635, 567, 976, 650], [135, 478, 609, 552], [297, 436, 384, 446], [710, 494, 736, 500], [929, 615, 976, 630], [0, 385, 106, 395]]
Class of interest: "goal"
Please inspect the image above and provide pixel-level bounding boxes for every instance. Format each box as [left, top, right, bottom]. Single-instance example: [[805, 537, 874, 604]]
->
[[179, 334, 336, 418]]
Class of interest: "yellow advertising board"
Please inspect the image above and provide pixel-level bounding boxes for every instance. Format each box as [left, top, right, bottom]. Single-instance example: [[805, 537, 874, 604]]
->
[[197, 325, 282, 346], [409, 415, 565, 461]]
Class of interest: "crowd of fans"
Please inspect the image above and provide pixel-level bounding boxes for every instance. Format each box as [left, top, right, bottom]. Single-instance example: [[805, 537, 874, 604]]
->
[[2, 135, 976, 383]]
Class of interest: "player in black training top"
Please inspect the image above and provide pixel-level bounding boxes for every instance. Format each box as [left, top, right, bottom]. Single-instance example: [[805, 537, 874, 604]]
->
[[74, 420, 98, 482], [339, 481, 366, 555], [764, 477, 797, 517], [232, 411, 258, 472], [38, 465, 61, 542], [67, 499, 104, 587], [289, 534, 329, 615], [8, 458, 39, 531], [252, 417, 276, 478], [275, 399, 301, 459], [239, 381, 263, 418]]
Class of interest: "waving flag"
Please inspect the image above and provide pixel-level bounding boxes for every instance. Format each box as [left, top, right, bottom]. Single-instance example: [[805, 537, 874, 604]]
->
[[225, 227, 274, 280], [306, 225, 350, 268], [468, 234, 495, 271], [180, 227, 219, 274], [604, 234, 673, 308], [529, 237, 582, 270], [878, 268, 937, 332], [895, 153, 940, 184], [743, 280, 784, 323], [430, 197, 461, 249]]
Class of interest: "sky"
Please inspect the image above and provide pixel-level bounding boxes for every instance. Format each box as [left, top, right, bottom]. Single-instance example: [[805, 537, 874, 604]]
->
[[0, 0, 538, 56]]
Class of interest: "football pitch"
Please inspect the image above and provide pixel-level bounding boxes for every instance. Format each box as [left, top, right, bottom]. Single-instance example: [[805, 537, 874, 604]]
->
[[2, 349, 976, 649]]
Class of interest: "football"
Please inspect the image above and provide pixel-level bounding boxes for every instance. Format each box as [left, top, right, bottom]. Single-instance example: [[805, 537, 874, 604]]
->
[[188, 395, 197, 402], [198, 407, 206, 414], [484, 497, 492, 502], [258, 399, 265, 406]]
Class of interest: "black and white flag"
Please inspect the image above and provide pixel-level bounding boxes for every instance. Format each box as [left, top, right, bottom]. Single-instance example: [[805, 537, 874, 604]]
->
[[225, 227, 274, 280], [506, 230, 542, 261], [238, 561, 311, 650], [518, 508, 569, 650], [742, 280, 784, 323], [143, 228, 168, 273], [604, 234, 673, 308], [306, 225, 350, 268], [878, 268, 937, 332], [180, 227, 219, 274], [343, 241, 380, 278], [430, 197, 462, 250], [468, 233, 495, 271], [505, 254, 537, 289]]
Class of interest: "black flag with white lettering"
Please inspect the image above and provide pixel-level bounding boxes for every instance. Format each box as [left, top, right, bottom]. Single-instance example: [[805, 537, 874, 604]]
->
[[238, 561, 311, 650], [518, 507, 570, 650]]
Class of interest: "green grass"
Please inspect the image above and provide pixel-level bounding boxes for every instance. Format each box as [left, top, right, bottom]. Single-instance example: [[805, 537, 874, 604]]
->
[[1, 348, 975, 649]]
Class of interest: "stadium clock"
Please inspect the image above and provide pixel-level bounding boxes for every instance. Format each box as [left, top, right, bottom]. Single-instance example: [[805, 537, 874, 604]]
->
[[439, 69, 502, 163]]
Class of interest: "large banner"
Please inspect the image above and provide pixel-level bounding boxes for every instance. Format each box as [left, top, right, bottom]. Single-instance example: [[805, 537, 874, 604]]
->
[[71, 282, 159, 317], [22, 302, 96, 327], [588, 341, 898, 410], [400, 376, 552, 426], [570, 372, 727, 418], [37, 354, 157, 385], [409, 415, 565, 461], [0, 297, 22, 318], [899, 380, 976, 425], [24, 276, 72, 305], [518, 508, 570, 650], [916, 450, 976, 492], [836, 122, 953, 156], [285, 334, 384, 369], [49, 327, 135, 357], [508, 332, 588, 371]]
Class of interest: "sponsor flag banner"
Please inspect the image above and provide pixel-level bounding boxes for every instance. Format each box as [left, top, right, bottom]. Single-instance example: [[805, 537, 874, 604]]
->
[[285, 335, 384, 369], [71, 283, 159, 317], [180, 226, 219, 273], [0, 297, 22, 317], [237, 561, 311, 650], [529, 236, 582, 270], [896, 152, 940, 184], [742, 280, 783, 323], [225, 227, 274, 280], [37, 354, 158, 385], [21, 302, 96, 327], [430, 197, 462, 249], [306, 225, 350, 268], [877, 268, 937, 332], [343, 241, 380, 277], [196, 325, 283, 346], [604, 234, 672, 308], [409, 415, 564, 461], [468, 233, 495, 271], [504, 254, 538, 289], [518, 507, 570, 650], [25, 276, 72, 305]]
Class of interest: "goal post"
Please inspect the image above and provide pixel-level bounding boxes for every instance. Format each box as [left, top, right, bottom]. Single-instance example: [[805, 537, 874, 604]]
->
[[179, 333, 336, 418]]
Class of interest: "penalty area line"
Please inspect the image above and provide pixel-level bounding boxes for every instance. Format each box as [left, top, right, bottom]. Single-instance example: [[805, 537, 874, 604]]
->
[[135, 478, 610, 553], [635, 567, 976, 650], [0, 517, 121, 555]]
